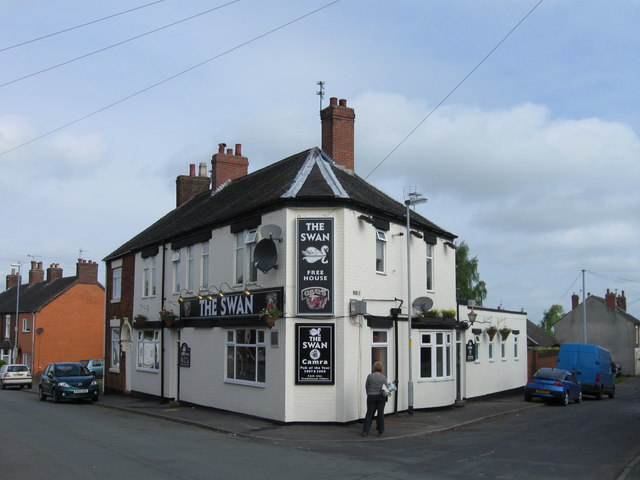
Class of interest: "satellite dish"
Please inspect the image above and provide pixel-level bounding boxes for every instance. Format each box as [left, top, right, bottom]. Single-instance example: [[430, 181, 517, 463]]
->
[[254, 238, 278, 273], [260, 224, 282, 241], [412, 296, 433, 315]]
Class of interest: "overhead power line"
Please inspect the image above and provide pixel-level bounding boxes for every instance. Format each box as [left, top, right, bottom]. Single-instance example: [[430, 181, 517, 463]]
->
[[0, 0, 166, 53], [364, 0, 544, 180], [0, 0, 341, 157], [0, 0, 241, 89]]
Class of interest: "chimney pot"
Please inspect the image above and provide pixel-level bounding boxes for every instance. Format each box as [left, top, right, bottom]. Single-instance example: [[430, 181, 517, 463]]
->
[[189, 164, 196, 176], [218, 143, 226, 154], [329, 97, 338, 106], [235, 144, 242, 156], [339, 98, 347, 106]]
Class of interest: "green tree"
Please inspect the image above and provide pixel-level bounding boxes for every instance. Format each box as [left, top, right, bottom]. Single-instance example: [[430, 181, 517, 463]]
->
[[455, 241, 488, 305], [540, 304, 564, 334]]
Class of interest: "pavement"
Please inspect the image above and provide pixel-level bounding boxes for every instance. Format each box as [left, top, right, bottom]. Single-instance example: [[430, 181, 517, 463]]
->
[[66, 386, 547, 443], [24, 376, 639, 445]]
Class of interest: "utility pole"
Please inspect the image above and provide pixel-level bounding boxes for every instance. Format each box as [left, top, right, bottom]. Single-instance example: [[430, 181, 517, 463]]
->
[[582, 269, 587, 343]]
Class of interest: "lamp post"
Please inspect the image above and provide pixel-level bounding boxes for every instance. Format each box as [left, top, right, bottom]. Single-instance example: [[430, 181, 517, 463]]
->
[[405, 192, 427, 415], [10, 263, 21, 364]]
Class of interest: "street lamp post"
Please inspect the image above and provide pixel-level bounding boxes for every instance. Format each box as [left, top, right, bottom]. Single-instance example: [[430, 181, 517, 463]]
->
[[10, 263, 21, 364], [405, 192, 427, 415]]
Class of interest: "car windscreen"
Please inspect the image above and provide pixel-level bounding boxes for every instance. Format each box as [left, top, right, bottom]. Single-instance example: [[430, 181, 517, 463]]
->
[[535, 368, 565, 380], [55, 365, 90, 376], [7, 366, 28, 372]]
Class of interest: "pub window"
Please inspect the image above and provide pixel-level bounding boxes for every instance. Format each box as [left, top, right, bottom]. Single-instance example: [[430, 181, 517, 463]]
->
[[226, 329, 266, 385], [426, 244, 434, 291], [143, 256, 157, 298], [420, 331, 452, 379], [172, 250, 181, 294], [371, 330, 388, 376], [137, 330, 160, 371], [201, 242, 210, 288], [375, 230, 387, 273]]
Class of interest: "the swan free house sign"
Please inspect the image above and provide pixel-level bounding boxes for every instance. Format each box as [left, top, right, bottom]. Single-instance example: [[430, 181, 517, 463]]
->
[[296, 218, 334, 316]]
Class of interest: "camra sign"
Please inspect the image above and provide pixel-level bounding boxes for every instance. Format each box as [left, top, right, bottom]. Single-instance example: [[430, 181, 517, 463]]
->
[[296, 218, 334, 316], [296, 324, 334, 384]]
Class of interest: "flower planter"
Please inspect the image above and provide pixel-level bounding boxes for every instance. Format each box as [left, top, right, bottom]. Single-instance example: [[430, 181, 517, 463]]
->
[[485, 328, 498, 341]]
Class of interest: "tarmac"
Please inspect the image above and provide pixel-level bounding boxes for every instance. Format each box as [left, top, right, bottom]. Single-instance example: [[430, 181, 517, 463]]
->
[[24, 376, 640, 445]]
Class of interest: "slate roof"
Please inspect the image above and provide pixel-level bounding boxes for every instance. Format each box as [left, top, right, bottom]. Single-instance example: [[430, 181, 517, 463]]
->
[[526, 320, 560, 347], [0, 276, 77, 314], [106, 148, 456, 260]]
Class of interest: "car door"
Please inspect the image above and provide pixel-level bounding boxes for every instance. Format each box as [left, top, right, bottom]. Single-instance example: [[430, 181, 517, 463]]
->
[[566, 372, 580, 399], [41, 364, 53, 395]]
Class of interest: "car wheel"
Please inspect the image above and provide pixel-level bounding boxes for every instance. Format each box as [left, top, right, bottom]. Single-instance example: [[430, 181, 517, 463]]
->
[[53, 389, 61, 404], [1, 380, 5, 390], [608, 386, 615, 399], [595, 386, 603, 400], [91, 395, 98, 403], [575, 391, 582, 403], [39, 387, 46, 401], [560, 391, 569, 406], [524, 393, 532, 402], [27, 383, 32, 389]]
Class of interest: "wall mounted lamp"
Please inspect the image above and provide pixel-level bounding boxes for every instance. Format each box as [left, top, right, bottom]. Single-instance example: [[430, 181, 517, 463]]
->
[[358, 215, 375, 225], [444, 241, 456, 249], [468, 308, 478, 325], [178, 289, 194, 303]]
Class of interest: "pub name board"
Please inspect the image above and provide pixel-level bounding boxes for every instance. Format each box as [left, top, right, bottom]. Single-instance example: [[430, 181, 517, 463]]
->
[[296, 217, 334, 316], [179, 287, 283, 319]]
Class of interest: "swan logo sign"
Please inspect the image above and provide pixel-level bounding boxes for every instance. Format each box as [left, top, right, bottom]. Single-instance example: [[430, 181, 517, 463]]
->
[[297, 218, 334, 315]]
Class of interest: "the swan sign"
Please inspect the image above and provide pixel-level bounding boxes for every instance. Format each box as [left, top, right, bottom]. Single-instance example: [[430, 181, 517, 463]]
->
[[297, 218, 334, 315]]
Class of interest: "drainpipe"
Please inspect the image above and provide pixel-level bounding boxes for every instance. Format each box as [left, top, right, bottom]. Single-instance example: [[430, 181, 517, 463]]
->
[[160, 243, 166, 402], [31, 312, 35, 374]]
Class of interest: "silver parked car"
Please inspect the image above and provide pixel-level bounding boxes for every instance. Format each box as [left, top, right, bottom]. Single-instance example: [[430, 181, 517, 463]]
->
[[0, 364, 32, 389]]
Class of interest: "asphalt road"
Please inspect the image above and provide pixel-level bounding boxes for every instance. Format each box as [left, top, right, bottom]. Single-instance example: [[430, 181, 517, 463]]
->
[[2, 379, 639, 479]]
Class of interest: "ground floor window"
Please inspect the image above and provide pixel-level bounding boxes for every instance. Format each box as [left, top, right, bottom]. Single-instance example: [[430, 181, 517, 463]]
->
[[514, 336, 519, 359], [111, 328, 120, 369], [371, 330, 389, 376], [0, 349, 10, 363], [226, 329, 266, 384], [420, 331, 452, 379], [22, 352, 30, 370], [137, 330, 160, 371]]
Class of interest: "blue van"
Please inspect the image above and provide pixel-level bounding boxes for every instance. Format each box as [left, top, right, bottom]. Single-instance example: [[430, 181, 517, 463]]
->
[[556, 343, 615, 399]]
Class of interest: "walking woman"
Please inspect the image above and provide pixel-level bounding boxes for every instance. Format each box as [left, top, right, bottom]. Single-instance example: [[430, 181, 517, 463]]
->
[[361, 361, 388, 437]]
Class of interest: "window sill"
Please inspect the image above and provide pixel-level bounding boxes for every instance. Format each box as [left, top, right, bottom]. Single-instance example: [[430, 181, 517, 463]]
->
[[110, 298, 121, 304], [136, 368, 160, 374], [225, 379, 266, 388], [109, 367, 120, 374]]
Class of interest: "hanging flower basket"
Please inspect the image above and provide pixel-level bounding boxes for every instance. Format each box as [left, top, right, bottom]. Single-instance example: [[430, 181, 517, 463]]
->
[[485, 326, 498, 341], [499, 327, 512, 340], [159, 308, 178, 328], [133, 314, 147, 329], [259, 307, 282, 329]]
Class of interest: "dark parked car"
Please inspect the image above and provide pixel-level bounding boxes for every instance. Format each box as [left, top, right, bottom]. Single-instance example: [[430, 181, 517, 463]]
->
[[39, 362, 99, 403], [79, 359, 104, 379], [524, 367, 582, 406]]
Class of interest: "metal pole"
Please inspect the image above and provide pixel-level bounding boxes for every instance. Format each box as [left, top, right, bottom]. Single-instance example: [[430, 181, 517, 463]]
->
[[405, 201, 414, 415], [12, 264, 21, 364], [582, 269, 587, 343]]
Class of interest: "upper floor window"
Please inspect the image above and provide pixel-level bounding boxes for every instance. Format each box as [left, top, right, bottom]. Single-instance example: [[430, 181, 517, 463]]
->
[[143, 256, 157, 297], [201, 242, 210, 288], [375, 230, 387, 273], [112, 267, 122, 300], [235, 230, 258, 285], [172, 250, 181, 293], [426, 244, 434, 291], [22, 317, 31, 333], [187, 246, 196, 292], [247, 230, 258, 283], [4, 315, 10, 339], [234, 234, 244, 285]]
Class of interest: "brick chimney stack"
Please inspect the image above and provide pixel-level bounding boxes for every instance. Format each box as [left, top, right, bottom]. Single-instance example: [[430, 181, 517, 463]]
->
[[176, 162, 211, 207], [29, 261, 44, 284], [605, 289, 616, 310], [46, 263, 63, 281], [5, 268, 20, 290], [321, 97, 356, 171], [211, 143, 248, 189], [616, 291, 627, 311], [571, 293, 580, 310], [76, 259, 99, 284]]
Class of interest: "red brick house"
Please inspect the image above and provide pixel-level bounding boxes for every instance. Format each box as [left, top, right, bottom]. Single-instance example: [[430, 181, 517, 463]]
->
[[0, 260, 105, 376]]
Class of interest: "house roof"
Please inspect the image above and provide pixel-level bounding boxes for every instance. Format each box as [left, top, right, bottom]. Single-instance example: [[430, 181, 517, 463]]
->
[[105, 148, 456, 260], [561, 295, 640, 325], [0, 276, 77, 314], [526, 320, 560, 347]]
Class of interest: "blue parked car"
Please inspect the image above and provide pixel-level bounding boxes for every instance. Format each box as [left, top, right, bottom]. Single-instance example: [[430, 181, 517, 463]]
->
[[524, 367, 582, 406]]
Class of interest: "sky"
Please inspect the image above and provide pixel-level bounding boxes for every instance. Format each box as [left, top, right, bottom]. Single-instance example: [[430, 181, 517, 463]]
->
[[1, 0, 639, 324]]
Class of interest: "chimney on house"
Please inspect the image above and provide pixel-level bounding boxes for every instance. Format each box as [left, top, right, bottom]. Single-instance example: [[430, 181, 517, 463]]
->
[[28, 261, 44, 284], [176, 162, 211, 207], [210, 143, 248, 189], [46, 263, 63, 281], [605, 289, 616, 310], [76, 259, 98, 284], [5, 268, 20, 290], [321, 97, 356, 171], [616, 291, 627, 311], [571, 293, 580, 310]]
